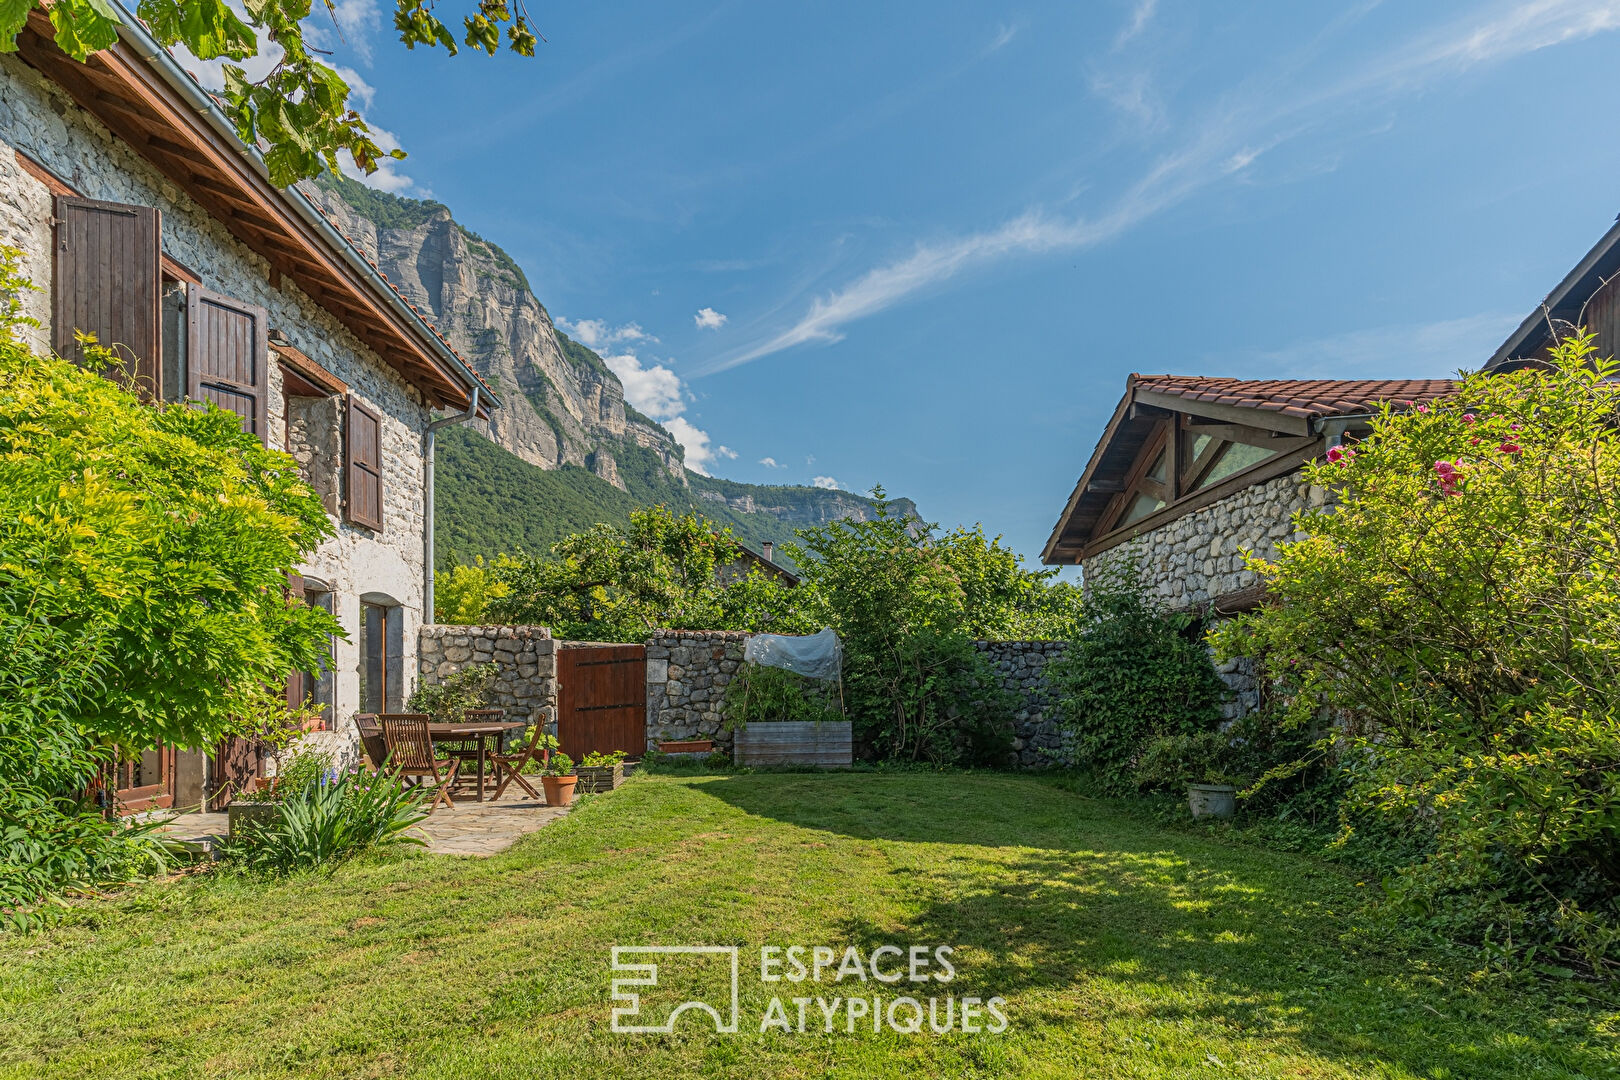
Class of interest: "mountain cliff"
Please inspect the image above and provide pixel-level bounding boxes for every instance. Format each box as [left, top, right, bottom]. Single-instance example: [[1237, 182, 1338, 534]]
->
[[305, 175, 914, 560]]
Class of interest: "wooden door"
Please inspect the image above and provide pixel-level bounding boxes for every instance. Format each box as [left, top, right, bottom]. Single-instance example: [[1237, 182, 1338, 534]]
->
[[557, 645, 647, 761], [109, 743, 176, 814], [208, 737, 262, 809]]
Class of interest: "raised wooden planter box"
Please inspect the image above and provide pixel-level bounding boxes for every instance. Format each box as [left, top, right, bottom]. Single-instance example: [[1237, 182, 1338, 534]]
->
[[659, 740, 713, 755], [227, 802, 282, 837], [734, 721, 852, 767], [577, 762, 624, 793]]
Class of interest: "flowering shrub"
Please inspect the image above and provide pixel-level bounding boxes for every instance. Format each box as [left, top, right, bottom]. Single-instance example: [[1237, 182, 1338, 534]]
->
[[1215, 333, 1620, 973]]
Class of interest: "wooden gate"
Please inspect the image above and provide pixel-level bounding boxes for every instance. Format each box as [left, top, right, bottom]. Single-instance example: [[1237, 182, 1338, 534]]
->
[[208, 736, 262, 809], [557, 645, 647, 761]]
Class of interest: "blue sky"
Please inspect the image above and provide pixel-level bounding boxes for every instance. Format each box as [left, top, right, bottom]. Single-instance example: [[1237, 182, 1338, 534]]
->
[[271, 0, 1620, 564]]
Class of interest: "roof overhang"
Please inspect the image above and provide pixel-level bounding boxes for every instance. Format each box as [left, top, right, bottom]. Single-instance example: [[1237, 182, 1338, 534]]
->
[[1487, 215, 1620, 371], [13, 9, 496, 417]]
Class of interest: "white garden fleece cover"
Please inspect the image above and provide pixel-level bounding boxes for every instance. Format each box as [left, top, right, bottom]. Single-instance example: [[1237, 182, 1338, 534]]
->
[[743, 628, 843, 682]]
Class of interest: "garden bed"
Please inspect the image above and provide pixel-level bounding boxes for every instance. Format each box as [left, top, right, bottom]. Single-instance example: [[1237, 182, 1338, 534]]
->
[[733, 720, 852, 767]]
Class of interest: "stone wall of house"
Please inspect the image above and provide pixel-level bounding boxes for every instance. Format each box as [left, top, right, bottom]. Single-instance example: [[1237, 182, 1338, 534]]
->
[[645, 631, 749, 753], [1081, 473, 1324, 611], [417, 625, 558, 729], [974, 640, 1071, 768], [0, 55, 441, 759]]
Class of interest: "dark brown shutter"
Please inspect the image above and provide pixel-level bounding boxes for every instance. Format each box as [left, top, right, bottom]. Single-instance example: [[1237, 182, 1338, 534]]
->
[[52, 195, 161, 397], [187, 287, 269, 444], [345, 397, 384, 531]]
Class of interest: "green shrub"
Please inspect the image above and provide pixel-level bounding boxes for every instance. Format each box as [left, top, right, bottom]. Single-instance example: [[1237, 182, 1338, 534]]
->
[[217, 769, 427, 874], [1214, 333, 1620, 974], [1049, 559, 1228, 791], [406, 663, 497, 724]]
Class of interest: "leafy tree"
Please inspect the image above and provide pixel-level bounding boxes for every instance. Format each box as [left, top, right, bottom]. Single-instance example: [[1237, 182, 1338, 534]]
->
[[0, 250, 338, 913], [434, 554, 516, 624], [1214, 333, 1620, 973], [0, 0, 538, 186], [1048, 558, 1227, 791], [782, 491, 1016, 764], [490, 506, 740, 641]]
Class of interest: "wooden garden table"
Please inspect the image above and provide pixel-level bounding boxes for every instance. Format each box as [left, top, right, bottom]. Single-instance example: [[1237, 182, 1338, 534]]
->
[[427, 721, 525, 802]]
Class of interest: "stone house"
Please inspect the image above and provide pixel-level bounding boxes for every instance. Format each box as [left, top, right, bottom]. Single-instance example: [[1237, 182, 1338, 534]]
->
[[0, 12, 498, 809], [1041, 375, 1454, 715]]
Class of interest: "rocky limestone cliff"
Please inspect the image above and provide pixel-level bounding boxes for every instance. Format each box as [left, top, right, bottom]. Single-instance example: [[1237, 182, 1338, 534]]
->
[[304, 176, 681, 487], [306, 175, 915, 539]]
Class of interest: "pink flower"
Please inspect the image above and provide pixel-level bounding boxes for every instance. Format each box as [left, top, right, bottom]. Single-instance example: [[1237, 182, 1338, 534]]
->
[[1511, 423, 1522, 431], [1463, 413, 1476, 424], [1498, 442, 1522, 455], [1417, 404, 1430, 414], [1470, 437, 1481, 446], [1326, 445, 1355, 465]]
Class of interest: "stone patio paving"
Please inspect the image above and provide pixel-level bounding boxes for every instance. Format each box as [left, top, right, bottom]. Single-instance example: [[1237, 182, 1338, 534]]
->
[[157, 787, 570, 858]]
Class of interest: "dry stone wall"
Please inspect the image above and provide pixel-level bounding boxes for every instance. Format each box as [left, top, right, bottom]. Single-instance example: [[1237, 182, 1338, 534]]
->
[[418, 625, 558, 729], [645, 631, 749, 753], [974, 640, 1072, 768]]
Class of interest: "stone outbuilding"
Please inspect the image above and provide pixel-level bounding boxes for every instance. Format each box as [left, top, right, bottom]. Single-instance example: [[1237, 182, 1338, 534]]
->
[[1041, 375, 1456, 716]]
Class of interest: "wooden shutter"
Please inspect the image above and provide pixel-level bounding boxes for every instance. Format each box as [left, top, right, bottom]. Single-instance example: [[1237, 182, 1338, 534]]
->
[[52, 195, 161, 397], [187, 287, 269, 444], [346, 397, 384, 531]]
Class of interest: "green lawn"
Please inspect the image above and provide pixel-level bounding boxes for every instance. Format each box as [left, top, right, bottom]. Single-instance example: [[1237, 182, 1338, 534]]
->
[[0, 773, 1613, 1078]]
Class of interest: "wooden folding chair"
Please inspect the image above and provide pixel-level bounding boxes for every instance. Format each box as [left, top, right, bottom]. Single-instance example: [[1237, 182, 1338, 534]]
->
[[354, 714, 387, 771], [381, 715, 460, 812], [490, 724, 547, 800]]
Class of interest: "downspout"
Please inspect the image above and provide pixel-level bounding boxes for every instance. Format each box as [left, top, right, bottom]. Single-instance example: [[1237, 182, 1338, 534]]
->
[[424, 386, 479, 624]]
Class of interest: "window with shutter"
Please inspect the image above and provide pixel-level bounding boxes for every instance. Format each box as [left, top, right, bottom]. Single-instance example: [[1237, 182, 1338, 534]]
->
[[346, 397, 384, 531], [52, 195, 161, 397], [186, 287, 269, 444]]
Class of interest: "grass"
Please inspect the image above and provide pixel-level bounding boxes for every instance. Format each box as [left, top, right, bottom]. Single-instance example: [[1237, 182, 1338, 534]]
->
[[0, 773, 1613, 1078]]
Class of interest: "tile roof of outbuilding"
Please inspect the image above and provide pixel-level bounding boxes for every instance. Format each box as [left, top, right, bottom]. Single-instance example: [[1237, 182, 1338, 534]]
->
[[1130, 375, 1458, 420]]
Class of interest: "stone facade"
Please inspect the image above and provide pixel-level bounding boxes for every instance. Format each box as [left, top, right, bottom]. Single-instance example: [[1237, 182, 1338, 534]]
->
[[1081, 473, 1325, 611], [0, 55, 454, 776], [418, 625, 558, 729], [974, 640, 1071, 768], [645, 631, 750, 753]]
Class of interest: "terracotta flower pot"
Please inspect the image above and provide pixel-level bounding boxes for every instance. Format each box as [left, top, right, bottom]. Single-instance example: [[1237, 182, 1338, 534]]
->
[[541, 774, 577, 807]]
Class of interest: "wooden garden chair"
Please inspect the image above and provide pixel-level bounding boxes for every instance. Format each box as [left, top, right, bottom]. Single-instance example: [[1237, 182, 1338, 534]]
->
[[354, 714, 387, 771], [381, 715, 460, 812], [490, 725, 548, 801]]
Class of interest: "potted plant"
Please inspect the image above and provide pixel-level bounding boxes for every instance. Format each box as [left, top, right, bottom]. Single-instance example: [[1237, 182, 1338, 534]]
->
[[540, 752, 577, 807], [577, 750, 627, 793], [227, 749, 333, 836], [1134, 730, 1240, 821]]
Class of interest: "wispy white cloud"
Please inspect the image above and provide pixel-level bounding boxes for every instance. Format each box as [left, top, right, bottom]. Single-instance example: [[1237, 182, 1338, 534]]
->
[[1088, 69, 1164, 130], [989, 23, 1020, 51], [711, 0, 1620, 374], [556, 316, 653, 350], [759, 456, 784, 468], [811, 475, 841, 490], [1114, 0, 1159, 49], [694, 306, 729, 330]]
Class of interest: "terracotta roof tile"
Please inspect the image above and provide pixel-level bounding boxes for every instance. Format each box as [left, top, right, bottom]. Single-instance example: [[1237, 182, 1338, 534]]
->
[[1131, 375, 1457, 419]]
